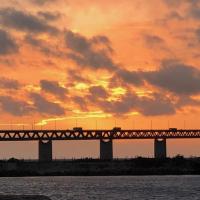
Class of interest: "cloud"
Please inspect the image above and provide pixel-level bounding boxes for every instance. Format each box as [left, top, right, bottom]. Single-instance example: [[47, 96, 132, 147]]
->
[[83, 85, 176, 116], [187, 1, 200, 19], [167, 11, 184, 20], [37, 11, 61, 21], [143, 34, 165, 48], [144, 60, 200, 95], [0, 96, 33, 116], [89, 91, 176, 116], [30, 93, 65, 115], [69, 58, 200, 116], [176, 95, 200, 108], [30, 0, 53, 5], [164, 0, 200, 20], [67, 69, 91, 84], [137, 93, 176, 116], [98, 59, 200, 116], [195, 28, 200, 41], [163, 0, 184, 7], [162, 0, 200, 21], [97, 94, 137, 115], [114, 69, 144, 86], [65, 30, 117, 70], [115, 60, 200, 95], [72, 96, 88, 110], [40, 80, 67, 99], [0, 91, 66, 116], [88, 86, 108, 100], [25, 34, 63, 57], [189, 7, 200, 19], [72, 86, 109, 111], [0, 8, 58, 35], [0, 29, 18, 55], [0, 77, 20, 90], [91, 35, 113, 53]]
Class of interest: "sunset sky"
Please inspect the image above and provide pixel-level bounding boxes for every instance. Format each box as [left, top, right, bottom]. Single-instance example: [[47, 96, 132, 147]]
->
[[0, 0, 200, 159]]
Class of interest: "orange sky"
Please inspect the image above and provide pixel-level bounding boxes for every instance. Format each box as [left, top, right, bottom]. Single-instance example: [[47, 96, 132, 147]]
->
[[0, 0, 200, 158]]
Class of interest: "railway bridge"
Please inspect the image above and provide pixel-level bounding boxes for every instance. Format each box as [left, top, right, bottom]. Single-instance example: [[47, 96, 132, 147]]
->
[[0, 127, 200, 161]]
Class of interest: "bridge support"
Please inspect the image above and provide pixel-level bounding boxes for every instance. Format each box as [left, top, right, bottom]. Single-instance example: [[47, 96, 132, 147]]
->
[[39, 140, 52, 162], [154, 138, 167, 158], [100, 139, 113, 160]]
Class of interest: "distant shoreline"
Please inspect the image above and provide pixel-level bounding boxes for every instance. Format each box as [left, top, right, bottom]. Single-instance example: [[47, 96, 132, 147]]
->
[[0, 156, 200, 177], [0, 196, 51, 200]]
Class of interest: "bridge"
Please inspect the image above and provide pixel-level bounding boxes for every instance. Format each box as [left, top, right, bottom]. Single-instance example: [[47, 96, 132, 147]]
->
[[0, 127, 200, 161]]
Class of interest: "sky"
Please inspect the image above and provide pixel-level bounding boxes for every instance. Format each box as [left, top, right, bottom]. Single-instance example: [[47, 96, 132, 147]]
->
[[0, 0, 200, 158]]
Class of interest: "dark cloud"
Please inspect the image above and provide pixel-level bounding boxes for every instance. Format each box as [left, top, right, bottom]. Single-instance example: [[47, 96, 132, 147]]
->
[[0, 8, 58, 35], [144, 60, 200, 95], [115, 60, 200, 95], [163, 0, 200, 20], [114, 69, 144, 86], [30, 93, 65, 115], [187, 0, 200, 19], [195, 28, 200, 41], [72, 68, 200, 116], [91, 91, 176, 116], [91, 35, 111, 45], [25, 34, 63, 57], [137, 93, 176, 116], [167, 11, 184, 20], [40, 80, 67, 99], [65, 30, 117, 70], [0, 77, 20, 90], [79, 85, 175, 116], [72, 96, 88, 110], [163, 0, 183, 7], [176, 95, 200, 108], [0, 91, 66, 116], [91, 35, 113, 53], [88, 86, 108, 101], [165, 0, 200, 20], [0, 96, 33, 116], [37, 11, 61, 21], [97, 94, 137, 115], [189, 7, 200, 19], [74, 86, 136, 115], [0, 29, 18, 55], [143, 34, 165, 47], [67, 69, 91, 84], [30, 0, 53, 5], [25, 34, 42, 46]]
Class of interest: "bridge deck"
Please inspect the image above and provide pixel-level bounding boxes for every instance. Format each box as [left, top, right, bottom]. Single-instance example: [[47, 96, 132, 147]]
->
[[0, 129, 200, 141]]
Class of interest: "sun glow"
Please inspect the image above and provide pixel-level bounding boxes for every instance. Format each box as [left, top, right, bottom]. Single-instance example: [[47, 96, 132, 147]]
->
[[74, 83, 89, 90]]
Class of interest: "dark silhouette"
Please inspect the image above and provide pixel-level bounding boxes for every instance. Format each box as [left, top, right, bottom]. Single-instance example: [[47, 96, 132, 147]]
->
[[0, 156, 200, 176], [0, 196, 51, 200], [0, 128, 200, 161]]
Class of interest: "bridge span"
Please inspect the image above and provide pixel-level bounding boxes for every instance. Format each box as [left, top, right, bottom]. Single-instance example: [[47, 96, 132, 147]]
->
[[0, 128, 200, 161]]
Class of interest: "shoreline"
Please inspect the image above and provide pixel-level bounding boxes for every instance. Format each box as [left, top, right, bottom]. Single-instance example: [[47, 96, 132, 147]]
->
[[0, 156, 200, 177]]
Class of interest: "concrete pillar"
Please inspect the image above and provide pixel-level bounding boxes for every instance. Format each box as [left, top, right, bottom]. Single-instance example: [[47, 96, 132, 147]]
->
[[100, 139, 113, 160], [39, 140, 52, 162], [154, 138, 167, 158]]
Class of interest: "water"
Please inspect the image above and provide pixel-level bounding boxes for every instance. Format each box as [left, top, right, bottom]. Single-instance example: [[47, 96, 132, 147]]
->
[[0, 176, 200, 200]]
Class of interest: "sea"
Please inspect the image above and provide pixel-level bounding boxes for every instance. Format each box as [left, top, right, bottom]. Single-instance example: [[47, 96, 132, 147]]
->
[[0, 176, 200, 200]]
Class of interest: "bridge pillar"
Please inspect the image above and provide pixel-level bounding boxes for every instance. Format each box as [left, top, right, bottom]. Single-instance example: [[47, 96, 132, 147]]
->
[[100, 139, 113, 160], [39, 140, 52, 162], [154, 138, 167, 158]]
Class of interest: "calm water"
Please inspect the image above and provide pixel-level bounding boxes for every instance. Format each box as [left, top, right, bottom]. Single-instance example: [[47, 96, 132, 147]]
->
[[0, 176, 200, 200]]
